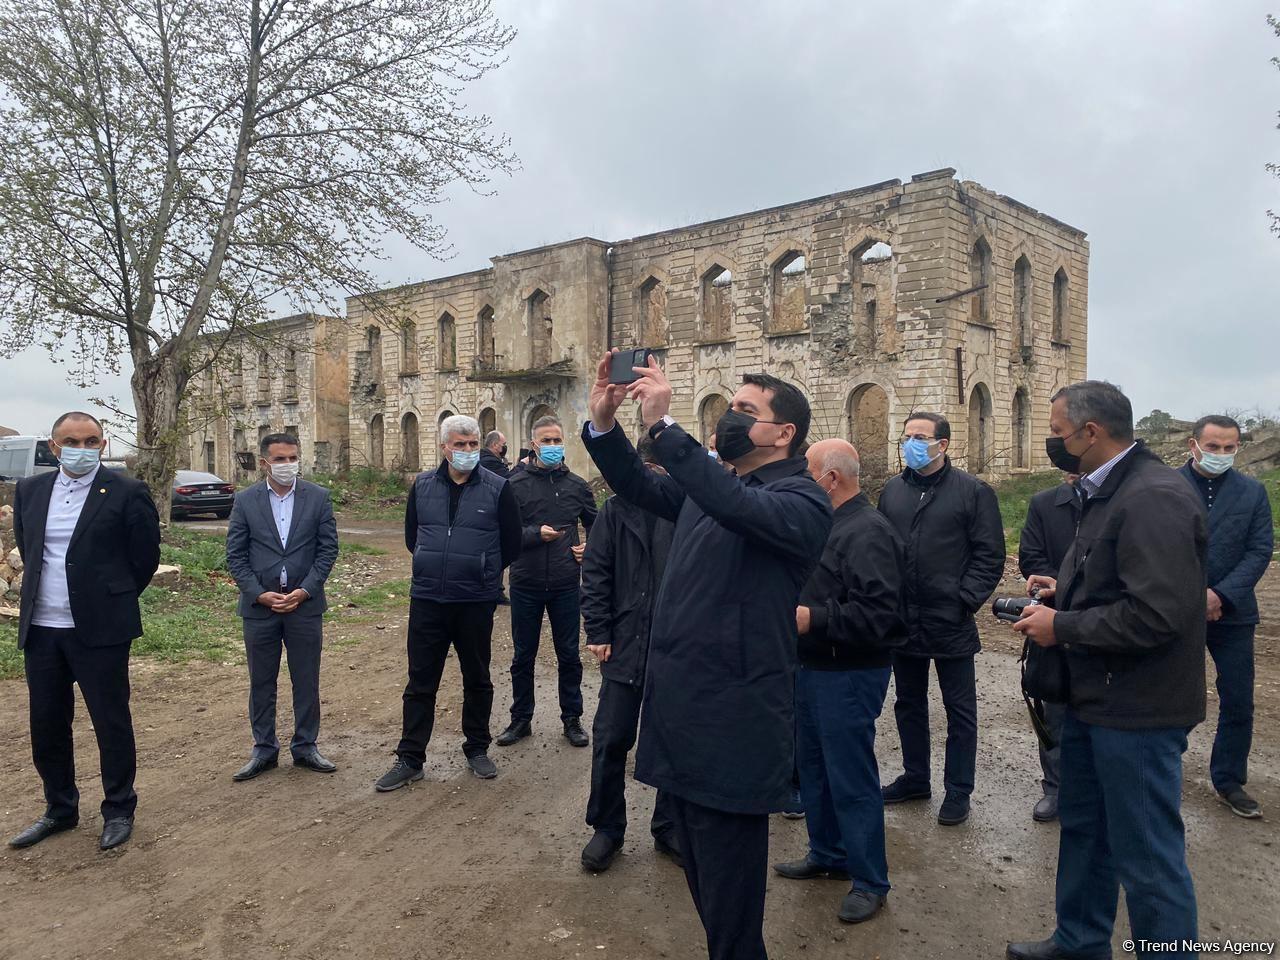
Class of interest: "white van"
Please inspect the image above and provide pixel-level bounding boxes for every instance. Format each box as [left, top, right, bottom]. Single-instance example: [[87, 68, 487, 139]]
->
[[0, 436, 60, 482]]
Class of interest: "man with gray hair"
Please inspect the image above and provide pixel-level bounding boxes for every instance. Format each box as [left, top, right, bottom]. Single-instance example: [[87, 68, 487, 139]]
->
[[376, 414, 522, 789], [1008, 380, 1206, 960], [774, 439, 906, 925]]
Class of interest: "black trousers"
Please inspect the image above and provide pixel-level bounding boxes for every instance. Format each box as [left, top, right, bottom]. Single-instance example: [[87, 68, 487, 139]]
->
[[23, 625, 137, 821], [242, 612, 323, 760], [397, 598, 496, 766], [892, 653, 978, 797], [668, 793, 770, 960], [586, 677, 676, 843]]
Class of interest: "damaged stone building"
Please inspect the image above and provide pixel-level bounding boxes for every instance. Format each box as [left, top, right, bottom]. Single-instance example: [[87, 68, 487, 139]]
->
[[347, 168, 1087, 486]]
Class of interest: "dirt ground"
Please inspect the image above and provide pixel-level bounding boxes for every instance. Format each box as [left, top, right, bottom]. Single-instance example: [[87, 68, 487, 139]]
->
[[0, 519, 1277, 960]]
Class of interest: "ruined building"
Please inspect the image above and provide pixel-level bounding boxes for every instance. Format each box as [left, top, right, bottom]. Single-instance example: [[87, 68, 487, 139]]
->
[[347, 168, 1087, 486]]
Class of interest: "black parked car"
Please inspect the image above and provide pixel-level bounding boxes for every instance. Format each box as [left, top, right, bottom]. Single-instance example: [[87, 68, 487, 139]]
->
[[171, 470, 236, 519]]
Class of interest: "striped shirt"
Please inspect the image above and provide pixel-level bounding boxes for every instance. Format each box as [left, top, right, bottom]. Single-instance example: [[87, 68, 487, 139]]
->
[[1078, 443, 1137, 500]]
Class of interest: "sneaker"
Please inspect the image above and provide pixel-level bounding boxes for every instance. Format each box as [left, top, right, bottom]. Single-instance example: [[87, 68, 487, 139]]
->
[[1032, 794, 1058, 823], [838, 888, 885, 924], [937, 792, 971, 826], [495, 720, 532, 746], [780, 788, 806, 819], [882, 776, 931, 804], [653, 834, 685, 869], [563, 718, 589, 748], [467, 753, 498, 780], [581, 831, 622, 872], [1218, 787, 1262, 819], [374, 758, 424, 792]]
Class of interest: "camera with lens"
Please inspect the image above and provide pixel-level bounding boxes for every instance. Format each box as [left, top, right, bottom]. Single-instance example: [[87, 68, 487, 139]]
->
[[992, 594, 1040, 623]]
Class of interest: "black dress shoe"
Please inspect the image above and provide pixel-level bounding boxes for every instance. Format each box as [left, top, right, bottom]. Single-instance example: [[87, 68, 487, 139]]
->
[[774, 856, 851, 881], [233, 755, 279, 782], [838, 889, 885, 924], [495, 720, 531, 746], [100, 817, 134, 850], [653, 834, 685, 869], [937, 792, 971, 826], [563, 718, 589, 748], [1033, 794, 1059, 823], [375, 758, 424, 792], [1006, 938, 1111, 960], [882, 776, 931, 804], [467, 753, 498, 779], [9, 816, 77, 849], [581, 831, 622, 872], [293, 750, 337, 773]]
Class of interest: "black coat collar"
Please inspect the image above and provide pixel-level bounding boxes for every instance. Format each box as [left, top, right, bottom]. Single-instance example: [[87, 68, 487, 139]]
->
[[739, 455, 810, 486]]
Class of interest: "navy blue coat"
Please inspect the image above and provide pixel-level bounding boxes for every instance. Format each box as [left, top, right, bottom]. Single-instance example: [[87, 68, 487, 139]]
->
[[1177, 463, 1274, 626], [582, 421, 832, 815], [407, 463, 508, 603]]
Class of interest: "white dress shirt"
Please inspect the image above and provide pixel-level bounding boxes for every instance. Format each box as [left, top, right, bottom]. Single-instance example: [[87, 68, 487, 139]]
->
[[1078, 443, 1137, 500], [32, 465, 102, 628], [268, 479, 297, 590]]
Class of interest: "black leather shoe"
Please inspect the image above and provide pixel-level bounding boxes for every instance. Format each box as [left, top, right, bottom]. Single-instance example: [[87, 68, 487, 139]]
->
[[1033, 794, 1059, 823], [1218, 787, 1262, 819], [882, 776, 931, 804], [9, 816, 77, 849], [1006, 937, 1111, 960], [233, 755, 279, 782], [563, 718, 589, 748], [467, 753, 498, 779], [838, 888, 885, 924], [293, 750, 337, 773], [774, 857, 851, 881], [495, 720, 531, 746], [581, 831, 622, 872], [937, 792, 971, 826], [654, 834, 685, 869], [99, 817, 134, 850], [375, 758, 424, 792]]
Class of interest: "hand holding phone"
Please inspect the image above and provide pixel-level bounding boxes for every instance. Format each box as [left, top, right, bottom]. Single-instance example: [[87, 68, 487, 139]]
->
[[608, 348, 656, 385]]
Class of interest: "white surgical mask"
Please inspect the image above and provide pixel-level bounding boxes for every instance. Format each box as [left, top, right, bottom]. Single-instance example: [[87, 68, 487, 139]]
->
[[270, 462, 300, 484], [450, 449, 481, 472], [58, 446, 101, 476], [1194, 441, 1235, 477]]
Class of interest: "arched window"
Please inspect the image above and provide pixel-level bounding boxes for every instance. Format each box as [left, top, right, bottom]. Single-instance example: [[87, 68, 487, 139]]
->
[[700, 265, 733, 341], [401, 412, 420, 472], [369, 414, 385, 470], [284, 349, 298, 398], [477, 305, 495, 364], [1013, 389, 1030, 469], [967, 384, 992, 473], [528, 290, 552, 367], [401, 321, 419, 373], [851, 240, 894, 353], [1053, 268, 1069, 343], [437, 313, 457, 370], [257, 349, 271, 402], [366, 326, 383, 385], [479, 407, 496, 436], [970, 238, 992, 325], [769, 251, 807, 334], [639, 276, 668, 346], [1014, 256, 1033, 356], [698, 394, 729, 444]]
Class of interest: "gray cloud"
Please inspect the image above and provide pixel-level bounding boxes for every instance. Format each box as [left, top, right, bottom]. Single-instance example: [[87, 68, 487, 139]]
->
[[3, 0, 1277, 434]]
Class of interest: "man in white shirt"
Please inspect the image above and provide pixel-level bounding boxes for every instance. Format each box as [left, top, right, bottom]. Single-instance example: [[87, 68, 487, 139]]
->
[[10, 411, 160, 852]]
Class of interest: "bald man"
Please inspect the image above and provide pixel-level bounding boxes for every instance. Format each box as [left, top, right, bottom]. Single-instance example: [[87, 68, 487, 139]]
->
[[774, 439, 907, 924]]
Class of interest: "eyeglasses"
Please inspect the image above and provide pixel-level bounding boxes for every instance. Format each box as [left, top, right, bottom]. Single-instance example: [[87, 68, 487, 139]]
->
[[900, 433, 936, 443]]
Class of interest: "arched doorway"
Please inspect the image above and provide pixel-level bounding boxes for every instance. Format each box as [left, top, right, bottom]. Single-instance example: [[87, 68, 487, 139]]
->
[[967, 384, 992, 474], [401, 412, 420, 472], [479, 407, 497, 437], [847, 384, 890, 487], [369, 414, 385, 470], [698, 394, 729, 443]]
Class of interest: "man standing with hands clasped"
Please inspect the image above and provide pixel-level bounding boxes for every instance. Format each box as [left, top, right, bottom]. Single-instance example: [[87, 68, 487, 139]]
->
[[226, 433, 339, 782], [583, 351, 831, 960]]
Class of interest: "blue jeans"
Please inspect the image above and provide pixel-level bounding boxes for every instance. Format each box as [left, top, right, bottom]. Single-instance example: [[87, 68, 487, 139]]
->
[[1206, 623, 1254, 793], [509, 585, 583, 723], [796, 666, 892, 896], [1054, 711, 1197, 959]]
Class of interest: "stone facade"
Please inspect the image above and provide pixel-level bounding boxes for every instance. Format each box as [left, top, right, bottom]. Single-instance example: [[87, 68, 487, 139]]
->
[[182, 313, 350, 480], [348, 169, 1087, 485]]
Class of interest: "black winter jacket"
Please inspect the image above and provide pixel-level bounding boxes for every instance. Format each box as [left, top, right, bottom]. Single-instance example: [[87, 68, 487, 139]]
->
[[580, 494, 674, 687], [1018, 483, 1080, 580], [507, 462, 597, 591], [582, 421, 832, 815], [798, 492, 906, 670], [1055, 445, 1207, 729], [478, 448, 510, 479], [877, 459, 1005, 658], [1176, 463, 1273, 627]]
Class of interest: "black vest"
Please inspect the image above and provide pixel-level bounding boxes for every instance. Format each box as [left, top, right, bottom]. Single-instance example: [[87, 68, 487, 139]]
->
[[410, 467, 505, 603]]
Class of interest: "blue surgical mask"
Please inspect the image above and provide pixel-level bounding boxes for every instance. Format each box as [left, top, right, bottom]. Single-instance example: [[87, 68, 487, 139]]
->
[[538, 445, 565, 466], [450, 450, 480, 472], [1194, 441, 1234, 477], [708, 449, 720, 461], [902, 437, 940, 472], [58, 445, 100, 476]]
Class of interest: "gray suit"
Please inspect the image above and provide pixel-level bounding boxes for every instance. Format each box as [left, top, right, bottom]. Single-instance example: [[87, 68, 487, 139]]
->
[[226, 479, 339, 759]]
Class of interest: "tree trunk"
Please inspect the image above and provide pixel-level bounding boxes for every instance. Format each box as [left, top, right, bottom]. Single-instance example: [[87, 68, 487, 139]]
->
[[131, 353, 184, 523]]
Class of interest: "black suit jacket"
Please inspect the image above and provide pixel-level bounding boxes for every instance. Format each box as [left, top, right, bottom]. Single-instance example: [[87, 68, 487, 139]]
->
[[1018, 483, 1079, 580], [12, 467, 162, 649]]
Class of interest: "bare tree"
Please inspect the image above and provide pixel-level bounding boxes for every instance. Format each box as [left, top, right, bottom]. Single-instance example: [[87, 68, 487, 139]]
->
[[0, 0, 515, 516], [1270, 14, 1280, 235]]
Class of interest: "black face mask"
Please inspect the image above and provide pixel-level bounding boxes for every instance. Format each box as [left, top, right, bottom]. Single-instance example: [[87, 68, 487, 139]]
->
[[498, 445, 508, 458], [1045, 427, 1087, 473], [715, 409, 784, 462]]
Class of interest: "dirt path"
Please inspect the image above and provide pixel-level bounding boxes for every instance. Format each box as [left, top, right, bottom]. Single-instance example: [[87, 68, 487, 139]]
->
[[0, 524, 1276, 960]]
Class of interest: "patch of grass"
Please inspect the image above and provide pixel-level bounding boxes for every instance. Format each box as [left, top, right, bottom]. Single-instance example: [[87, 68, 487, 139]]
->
[[339, 541, 388, 557], [330, 579, 411, 616], [0, 620, 21, 680], [1258, 467, 1280, 550], [312, 468, 409, 521], [993, 470, 1065, 554]]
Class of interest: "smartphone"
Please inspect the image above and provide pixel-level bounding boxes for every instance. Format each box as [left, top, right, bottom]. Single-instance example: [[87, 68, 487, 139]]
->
[[608, 347, 656, 385]]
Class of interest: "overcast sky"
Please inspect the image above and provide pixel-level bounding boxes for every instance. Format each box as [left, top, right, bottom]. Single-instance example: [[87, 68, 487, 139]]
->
[[3, 0, 1278, 439]]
